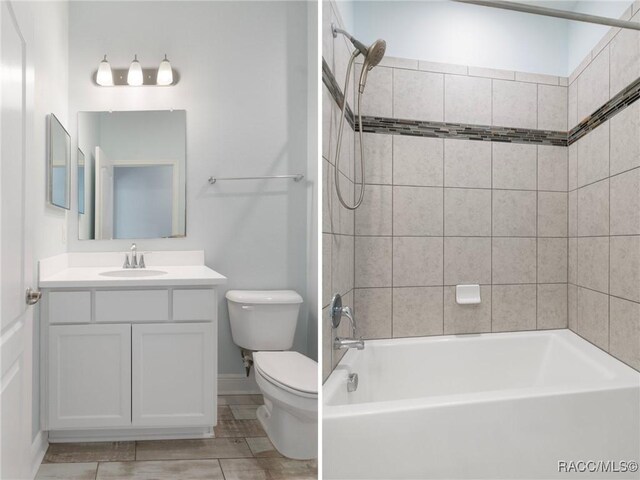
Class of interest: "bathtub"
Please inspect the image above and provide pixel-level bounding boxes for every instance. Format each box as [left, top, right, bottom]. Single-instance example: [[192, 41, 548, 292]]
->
[[323, 330, 640, 479]]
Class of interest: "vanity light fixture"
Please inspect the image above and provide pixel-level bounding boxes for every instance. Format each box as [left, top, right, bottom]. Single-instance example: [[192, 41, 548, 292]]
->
[[156, 54, 173, 86], [96, 55, 113, 86], [127, 54, 144, 86]]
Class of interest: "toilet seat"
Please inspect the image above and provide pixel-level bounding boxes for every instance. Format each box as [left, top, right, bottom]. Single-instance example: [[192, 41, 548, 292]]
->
[[253, 351, 317, 399]]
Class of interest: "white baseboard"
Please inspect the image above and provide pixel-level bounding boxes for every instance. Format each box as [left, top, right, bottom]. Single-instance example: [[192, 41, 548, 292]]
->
[[48, 426, 214, 443], [218, 372, 260, 395], [30, 430, 48, 479]]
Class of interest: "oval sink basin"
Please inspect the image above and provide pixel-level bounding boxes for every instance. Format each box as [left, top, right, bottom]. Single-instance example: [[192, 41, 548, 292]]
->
[[99, 269, 168, 278]]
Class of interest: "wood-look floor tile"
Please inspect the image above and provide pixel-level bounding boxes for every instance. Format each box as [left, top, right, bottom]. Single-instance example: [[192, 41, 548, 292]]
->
[[43, 442, 135, 463], [245, 437, 282, 458], [135, 438, 253, 461], [218, 395, 263, 406], [219, 458, 317, 480], [96, 459, 224, 480], [230, 405, 258, 420], [218, 405, 234, 420], [214, 419, 265, 438], [35, 462, 98, 480]]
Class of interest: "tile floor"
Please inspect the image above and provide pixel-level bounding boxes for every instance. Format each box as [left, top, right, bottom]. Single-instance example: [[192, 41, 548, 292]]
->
[[35, 395, 317, 480]]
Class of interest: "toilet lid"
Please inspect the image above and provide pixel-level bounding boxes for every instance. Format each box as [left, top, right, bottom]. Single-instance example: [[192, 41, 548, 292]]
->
[[253, 351, 318, 395]]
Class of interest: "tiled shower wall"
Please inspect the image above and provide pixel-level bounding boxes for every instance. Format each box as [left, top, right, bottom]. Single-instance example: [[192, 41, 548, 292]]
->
[[568, 4, 640, 371], [322, 1, 356, 380]]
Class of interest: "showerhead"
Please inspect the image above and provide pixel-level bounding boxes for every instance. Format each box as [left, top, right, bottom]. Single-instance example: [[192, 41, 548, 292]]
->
[[332, 23, 386, 93]]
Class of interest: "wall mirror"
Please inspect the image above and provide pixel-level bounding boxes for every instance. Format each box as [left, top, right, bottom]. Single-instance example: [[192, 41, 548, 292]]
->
[[77, 110, 186, 240], [48, 114, 71, 210]]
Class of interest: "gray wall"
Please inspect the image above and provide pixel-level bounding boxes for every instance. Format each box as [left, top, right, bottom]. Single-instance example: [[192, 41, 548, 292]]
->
[[68, 1, 316, 374]]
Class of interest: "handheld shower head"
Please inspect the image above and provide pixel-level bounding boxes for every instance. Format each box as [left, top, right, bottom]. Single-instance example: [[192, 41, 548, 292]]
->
[[358, 39, 386, 93], [332, 23, 387, 93]]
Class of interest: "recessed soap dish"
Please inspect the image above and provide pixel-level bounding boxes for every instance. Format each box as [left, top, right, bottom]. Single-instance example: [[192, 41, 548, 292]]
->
[[456, 284, 481, 305]]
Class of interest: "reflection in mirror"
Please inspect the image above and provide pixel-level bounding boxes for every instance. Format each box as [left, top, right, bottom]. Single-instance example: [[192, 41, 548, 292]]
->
[[49, 114, 71, 210], [77, 110, 186, 240]]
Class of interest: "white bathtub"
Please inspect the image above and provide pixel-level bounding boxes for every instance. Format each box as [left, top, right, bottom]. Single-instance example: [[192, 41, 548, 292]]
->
[[323, 330, 640, 479]]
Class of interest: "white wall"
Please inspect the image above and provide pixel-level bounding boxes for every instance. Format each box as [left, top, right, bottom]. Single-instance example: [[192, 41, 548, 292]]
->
[[339, 0, 632, 77], [68, 1, 315, 374]]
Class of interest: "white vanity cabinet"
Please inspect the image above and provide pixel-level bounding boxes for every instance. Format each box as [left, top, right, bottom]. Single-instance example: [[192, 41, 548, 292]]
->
[[42, 286, 220, 440]]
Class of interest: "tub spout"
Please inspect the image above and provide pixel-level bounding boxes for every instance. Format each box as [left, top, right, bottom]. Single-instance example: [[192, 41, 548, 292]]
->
[[334, 337, 365, 350]]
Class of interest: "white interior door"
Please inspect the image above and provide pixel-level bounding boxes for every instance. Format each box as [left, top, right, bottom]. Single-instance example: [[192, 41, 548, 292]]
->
[[95, 146, 113, 240], [1, 1, 36, 479]]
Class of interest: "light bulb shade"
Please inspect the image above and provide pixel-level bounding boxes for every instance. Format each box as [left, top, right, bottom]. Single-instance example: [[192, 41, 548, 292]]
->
[[96, 56, 113, 86], [157, 57, 173, 86], [127, 57, 143, 86]]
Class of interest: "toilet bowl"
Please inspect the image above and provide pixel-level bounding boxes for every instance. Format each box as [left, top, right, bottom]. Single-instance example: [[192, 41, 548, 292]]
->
[[253, 351, 317, 460], [225, 290, 318, 460]]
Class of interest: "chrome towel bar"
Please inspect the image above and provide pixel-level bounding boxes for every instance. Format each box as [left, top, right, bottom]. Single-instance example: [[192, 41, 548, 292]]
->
[[208, 174, 304, 185]]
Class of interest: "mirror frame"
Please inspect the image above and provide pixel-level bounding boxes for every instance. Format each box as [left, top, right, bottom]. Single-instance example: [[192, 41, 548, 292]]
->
[[48, 113, 71, 210]]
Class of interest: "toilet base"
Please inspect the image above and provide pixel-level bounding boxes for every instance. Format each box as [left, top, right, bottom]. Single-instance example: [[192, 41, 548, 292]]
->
[[256, 401, 317, 460]]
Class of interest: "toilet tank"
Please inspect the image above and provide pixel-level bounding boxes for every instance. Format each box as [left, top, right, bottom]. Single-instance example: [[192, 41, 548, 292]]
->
[[226, 290, 303, 351]]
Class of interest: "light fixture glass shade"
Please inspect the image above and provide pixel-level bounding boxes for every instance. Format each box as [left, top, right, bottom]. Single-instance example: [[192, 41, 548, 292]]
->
[[157, 54, 173, 86], [127, 55, 143, 86], [96, 55, 113, 86]]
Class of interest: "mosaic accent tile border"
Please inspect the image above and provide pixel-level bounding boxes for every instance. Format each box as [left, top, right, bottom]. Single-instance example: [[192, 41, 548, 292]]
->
[[323, 56, 640, 147], [568, 75, 640, 145]]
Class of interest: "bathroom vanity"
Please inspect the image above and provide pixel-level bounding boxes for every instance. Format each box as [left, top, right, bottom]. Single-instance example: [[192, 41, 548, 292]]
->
[[38, 251, 226, 442]]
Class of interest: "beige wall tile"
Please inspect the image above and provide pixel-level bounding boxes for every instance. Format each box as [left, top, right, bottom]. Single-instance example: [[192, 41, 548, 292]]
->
[[355, 236, 390, 287], [538, 84, 568, 131], [492, 238, 537, 284], [322, 87, 332, 162], [322, 234, 332, 308], [444, 139, 492, 188], [538, 192, 568, 237], [444, 188, 492, 236], [332, 29, 354, 108], [492, 285, 537, 332], [568, 142, 578, 191], [577, 237, 609, 293], [578, 179, 609, 237], [323, 161, 332, 234], [568, 284, 578, 331], [469, 66, 514, 80], [392, 287, 444, 337], [332, 234, 354, 295], [444, 74, 492, 125], [537, 284, 568, 329], [610, 168, 640, 236], [609, 27, 640, 97], [538, 238, 568, 283], [354, 288, 392, 339], [444, 286, 492, 334], [568, 81, 578, 129], [516, 71, 560, 85], [577, 47, 610, 121], [577, 287, 609, 350], [393, 69, 444, 121], [322, 306, 331, 381], [355, 184, 392, 236], [568, 238, 578, 285], [357, 65, 392, 117], [493, 190, 537, 237], [355, 133, 392, 185], [393, 186, 443, 236], [492, 143, 537, 190], [492, 80, 537, 128], [610, 102, 640, 176], [331, 167, 355, 235], [419, 60, 467, 75], [577, 123, 609, 188], [538, 146, 568, 192], [610, 236, 640, 303], [444, 237, 492, 285], [393, 136, 443, 186], [609, 297, 640, 370], [568, 190, 577, 237], [393, 237, 443, 287]]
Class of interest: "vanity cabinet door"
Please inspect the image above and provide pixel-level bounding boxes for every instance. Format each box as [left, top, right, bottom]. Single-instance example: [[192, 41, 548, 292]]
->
[[132, 323, 214, 427], [48, 324, 131, 429]]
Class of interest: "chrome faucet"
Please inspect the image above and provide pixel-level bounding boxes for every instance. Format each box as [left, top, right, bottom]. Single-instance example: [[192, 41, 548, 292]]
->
[[331, 293, 364, 350], [123, 243, 145, 269]]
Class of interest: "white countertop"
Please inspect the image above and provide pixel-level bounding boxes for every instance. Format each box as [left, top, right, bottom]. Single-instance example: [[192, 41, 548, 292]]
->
[[39, 251, 227, 288]]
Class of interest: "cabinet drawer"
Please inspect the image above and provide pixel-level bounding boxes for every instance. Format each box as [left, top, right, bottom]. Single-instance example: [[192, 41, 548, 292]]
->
[[49, 291, 91, 324], [173, 289, 216, 321], [95, 290, 169, 323]]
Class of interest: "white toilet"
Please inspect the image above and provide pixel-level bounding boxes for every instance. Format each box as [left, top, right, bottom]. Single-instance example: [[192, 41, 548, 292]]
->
[[226, 290, 317, 460]]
